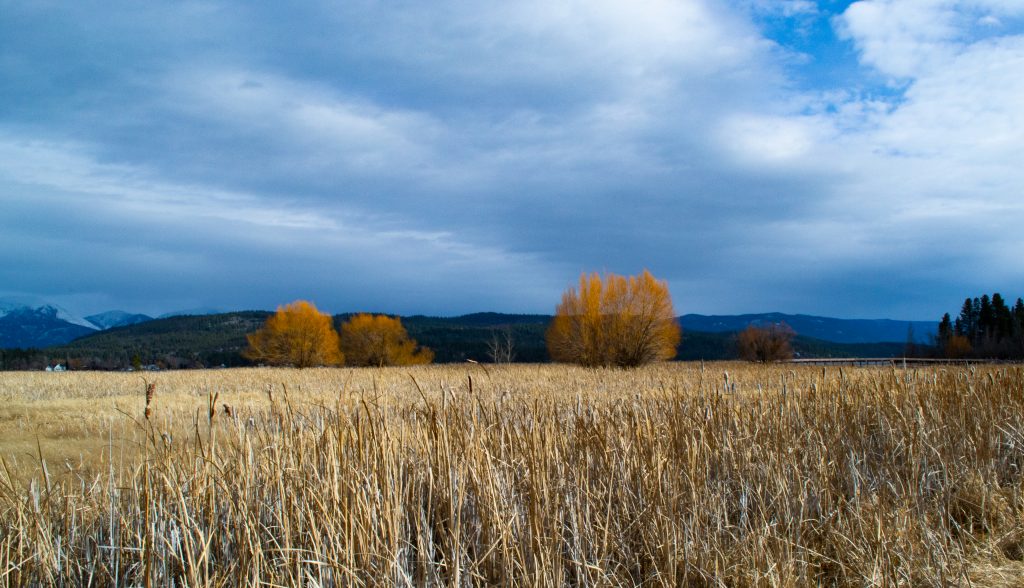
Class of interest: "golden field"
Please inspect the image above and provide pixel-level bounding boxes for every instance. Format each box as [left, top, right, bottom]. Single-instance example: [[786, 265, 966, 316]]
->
[[1, 363, 1024, 586]]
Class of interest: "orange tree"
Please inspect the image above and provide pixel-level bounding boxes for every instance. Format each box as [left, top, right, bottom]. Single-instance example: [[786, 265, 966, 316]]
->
[[340, 313, 433, 367], [546, 270, 680, 367], [244, 300, 343, 368]]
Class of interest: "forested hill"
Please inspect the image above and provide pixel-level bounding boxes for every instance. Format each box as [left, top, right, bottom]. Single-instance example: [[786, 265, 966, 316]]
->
[[34, 312, 551, 369], [46, 311, 272, 368], [681, 313, 937, 344], [0, 311, 917, 370]]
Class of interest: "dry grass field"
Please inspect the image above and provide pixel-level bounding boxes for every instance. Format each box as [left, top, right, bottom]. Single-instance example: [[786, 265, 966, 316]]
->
[[1, 363, 1024, 586]]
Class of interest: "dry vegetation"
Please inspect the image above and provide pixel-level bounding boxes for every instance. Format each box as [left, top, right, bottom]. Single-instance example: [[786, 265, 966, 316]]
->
[[2, 363, 1024, 586]]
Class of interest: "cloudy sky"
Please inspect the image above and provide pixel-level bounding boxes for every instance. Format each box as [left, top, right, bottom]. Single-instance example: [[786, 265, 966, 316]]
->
[[1, 0, 1022, 319]]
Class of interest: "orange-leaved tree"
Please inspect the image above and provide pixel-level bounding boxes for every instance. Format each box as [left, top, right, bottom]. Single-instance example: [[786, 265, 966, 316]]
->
[[546, 270, 680, 367], [244, 300, 343, 368], [340, 313, 433, 367]]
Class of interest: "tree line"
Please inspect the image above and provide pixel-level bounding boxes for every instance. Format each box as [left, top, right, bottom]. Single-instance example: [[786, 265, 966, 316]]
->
[[258, 270, 794, 368], [15, 269, 935, 370], [937, 293, 1024, 359], [256, 271, 684, 369]]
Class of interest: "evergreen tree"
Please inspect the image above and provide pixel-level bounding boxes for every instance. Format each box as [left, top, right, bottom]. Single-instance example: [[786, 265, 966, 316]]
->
[[971, 297, 982, 342], [937, 313, 953, 353], [1015, 298, 1024, 335], [979, 294, 993, 344], [946, 294, 1024, 359], [1014, 298, 1024, 354], [957, 298, 977, 341], [992, 293, 1013, 340]]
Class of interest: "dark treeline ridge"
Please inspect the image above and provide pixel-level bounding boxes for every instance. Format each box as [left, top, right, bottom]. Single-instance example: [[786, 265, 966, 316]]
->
[[936, 293, 1024, 359], [1, 311, 922, 370]]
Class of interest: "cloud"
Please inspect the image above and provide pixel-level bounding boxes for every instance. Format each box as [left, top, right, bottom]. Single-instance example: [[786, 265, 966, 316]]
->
[[1, 0, 1022, 319], [717, 114, 832, 166], [829, 3, 1024, 212], [836, 0, 1024, 77], [760, 1, 1024, 299], [0, 134, 555, 315]]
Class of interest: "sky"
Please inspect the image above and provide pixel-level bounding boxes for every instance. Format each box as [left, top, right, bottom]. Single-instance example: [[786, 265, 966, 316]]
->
[[1, 0, 1022, 320]]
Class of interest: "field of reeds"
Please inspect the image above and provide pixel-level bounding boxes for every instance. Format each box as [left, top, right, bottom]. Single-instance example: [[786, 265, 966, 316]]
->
[[1, 363, 1024, 586]]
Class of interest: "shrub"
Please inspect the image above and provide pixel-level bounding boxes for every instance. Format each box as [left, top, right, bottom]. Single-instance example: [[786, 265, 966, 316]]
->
[[736, 323, 794, 362], [244, 300, 343, 368], [340, 313, 433, 366], [546, 270, 680, 367]]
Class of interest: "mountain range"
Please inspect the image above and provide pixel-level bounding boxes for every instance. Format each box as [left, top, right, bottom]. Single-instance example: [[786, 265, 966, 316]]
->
[[0, 299, 158, 348], [0, 302, 98, 349]]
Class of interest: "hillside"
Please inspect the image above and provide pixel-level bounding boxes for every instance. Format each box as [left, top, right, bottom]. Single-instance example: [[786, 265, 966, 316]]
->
[[47, 311, 271, 368], [1, 311, 923, 370], [681, 313, 937, 344], [43, 312, 549, 368]]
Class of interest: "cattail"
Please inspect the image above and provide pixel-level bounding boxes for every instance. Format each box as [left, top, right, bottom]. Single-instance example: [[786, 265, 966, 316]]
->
[[223, 404, 233, 418], [208, 390, 220, 423], [144, 381, 155, 420]]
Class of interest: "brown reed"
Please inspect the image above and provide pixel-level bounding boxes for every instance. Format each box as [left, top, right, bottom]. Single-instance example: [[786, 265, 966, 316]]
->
[[0, 363, 1022, 586]]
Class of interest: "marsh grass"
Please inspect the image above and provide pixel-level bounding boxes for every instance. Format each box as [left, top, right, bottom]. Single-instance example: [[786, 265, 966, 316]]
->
[[1, 363, 1023, 586]]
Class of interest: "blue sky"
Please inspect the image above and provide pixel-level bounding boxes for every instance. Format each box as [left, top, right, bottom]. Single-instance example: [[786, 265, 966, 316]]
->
[[1, 0, 1022, 319]]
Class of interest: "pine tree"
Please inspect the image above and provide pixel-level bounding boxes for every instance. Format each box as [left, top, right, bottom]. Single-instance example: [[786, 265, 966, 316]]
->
[[992, 293, 1013, 340], [945, 294, 1024, 359], [1014, 298, 1024, 354], [937, 313, 953, 353], [1015, 298, 1024, 335], [957, 298, 975, 340], [979, 294, 994, 345]]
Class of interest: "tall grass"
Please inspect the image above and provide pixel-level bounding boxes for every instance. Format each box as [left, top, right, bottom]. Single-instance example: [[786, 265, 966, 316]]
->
[[1, 364, 1023, 586]]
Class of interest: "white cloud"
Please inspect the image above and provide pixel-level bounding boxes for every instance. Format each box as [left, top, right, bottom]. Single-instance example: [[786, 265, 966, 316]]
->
[[767, 28, 1024, 287], [837, 0, 963, 78], [829, 3, 1024, 214], [837, 0, 1024, 77], [717, 114, 832, 167]]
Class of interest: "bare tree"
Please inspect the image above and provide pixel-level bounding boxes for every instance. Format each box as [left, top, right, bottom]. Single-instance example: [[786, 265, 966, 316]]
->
[[737, 323, 795, 363], [487, 327, 516, 364]]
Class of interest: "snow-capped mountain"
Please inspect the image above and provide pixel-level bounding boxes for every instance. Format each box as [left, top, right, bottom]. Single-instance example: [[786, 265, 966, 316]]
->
[[85, 310, 153, 330], [0, 299, 99, 348]]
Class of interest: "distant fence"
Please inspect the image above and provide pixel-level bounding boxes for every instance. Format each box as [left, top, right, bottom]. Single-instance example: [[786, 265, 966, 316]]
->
[[790, 358, 985, 367]]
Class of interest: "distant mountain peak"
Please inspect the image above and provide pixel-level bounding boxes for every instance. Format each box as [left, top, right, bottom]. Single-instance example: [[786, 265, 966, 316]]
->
[[85, 310, 154, 330], [0, 299, 99, 349], [0, 297, 97, 330]]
